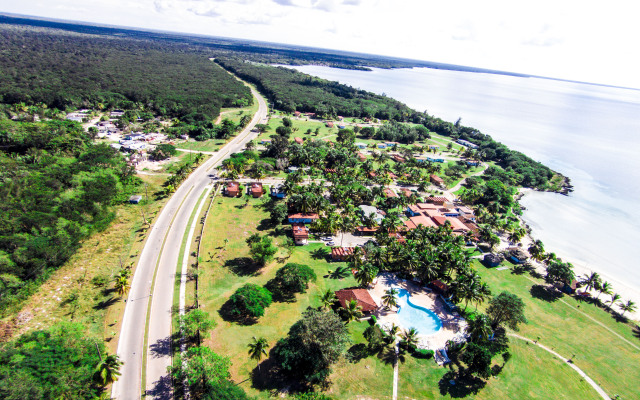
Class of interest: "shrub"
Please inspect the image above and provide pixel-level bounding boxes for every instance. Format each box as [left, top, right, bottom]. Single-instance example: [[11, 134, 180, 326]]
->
[[150, 144, 177, 160], [412, 348, 434, 359], [369, 315, 377, 325], [266, 263, 316, 301], [222, 284, 272, 323]]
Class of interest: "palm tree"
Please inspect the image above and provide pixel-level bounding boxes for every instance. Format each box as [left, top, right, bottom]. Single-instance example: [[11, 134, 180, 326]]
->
[[620, 300, 637, 317], [354, 263, 378, 288], [386, 323, 400, 338], [608, 293, 621, 310], [319, 289, 337, 310], [466, 314, 492, 343], [114, 275, 129, 297], [93, 354, 123, 387], [528, 239, 545, 262], [247, 336, 269, 371], [381, 288, 399, 311], [343, 299, 363, 324], [596, 281, 612, 301], [581, 271, 601, 292], [400, 327, 419, 349]]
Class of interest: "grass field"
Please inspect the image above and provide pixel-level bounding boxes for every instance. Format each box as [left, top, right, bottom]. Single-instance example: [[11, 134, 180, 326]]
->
[[469, 258, 640, 400], [192, 194, 638, 399]]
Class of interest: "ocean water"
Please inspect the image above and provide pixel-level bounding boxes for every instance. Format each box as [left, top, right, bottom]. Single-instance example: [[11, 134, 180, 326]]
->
[[292, 65, 640, 292]]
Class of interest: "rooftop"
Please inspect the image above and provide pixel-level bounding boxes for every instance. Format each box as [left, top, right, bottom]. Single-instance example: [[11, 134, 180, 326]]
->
[[335, 289, 378, 312]]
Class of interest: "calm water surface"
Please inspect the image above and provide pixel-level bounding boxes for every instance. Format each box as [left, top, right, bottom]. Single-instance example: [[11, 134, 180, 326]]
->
[[293, 65, 640, 292]]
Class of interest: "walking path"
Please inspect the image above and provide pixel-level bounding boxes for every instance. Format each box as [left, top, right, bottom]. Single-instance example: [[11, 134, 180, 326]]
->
[[392, 340, 399, 400], [447, 162, 488, 193], [508, 333, 609, 400]]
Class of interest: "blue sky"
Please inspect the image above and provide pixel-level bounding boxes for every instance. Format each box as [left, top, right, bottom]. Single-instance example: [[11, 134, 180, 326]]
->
[[2, 0, 640, 89]]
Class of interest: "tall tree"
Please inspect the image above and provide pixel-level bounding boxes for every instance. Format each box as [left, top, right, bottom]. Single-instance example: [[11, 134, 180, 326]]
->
[[486, 291, 527, 330], [93, 354, 123, 387], [247, 336, 269, 371]]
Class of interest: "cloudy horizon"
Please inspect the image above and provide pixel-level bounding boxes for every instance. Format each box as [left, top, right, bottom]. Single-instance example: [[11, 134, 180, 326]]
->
[[2, 0, 640, 89]]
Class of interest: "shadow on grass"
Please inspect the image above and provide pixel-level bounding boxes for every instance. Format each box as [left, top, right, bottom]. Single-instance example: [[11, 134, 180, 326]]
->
[[310, 247, 330, 261], [250, 350, 304, 395], [94, 296, 119, 310], [224, 257, 262, 276], [218, 300, 259, 326], [530, 284, 563, 302], [438, 370, 487, 398], [632, 325, 640, 340]]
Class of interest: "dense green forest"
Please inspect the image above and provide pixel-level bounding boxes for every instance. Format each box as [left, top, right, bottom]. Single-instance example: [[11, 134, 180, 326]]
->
[[0, 118, 138, 314], [0, 25, 252, 120], [216, 57, 417, 120]]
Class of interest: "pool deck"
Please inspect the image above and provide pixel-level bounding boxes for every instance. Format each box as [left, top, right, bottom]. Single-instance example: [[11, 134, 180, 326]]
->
[[368, 273, 468, 350]]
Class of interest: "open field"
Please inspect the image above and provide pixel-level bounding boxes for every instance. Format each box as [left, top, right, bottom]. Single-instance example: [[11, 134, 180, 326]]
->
[[469, 258, 640, 400]]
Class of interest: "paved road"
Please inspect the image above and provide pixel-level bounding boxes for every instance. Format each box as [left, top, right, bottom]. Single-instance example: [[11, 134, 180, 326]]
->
[[112, 84, 267, 400]]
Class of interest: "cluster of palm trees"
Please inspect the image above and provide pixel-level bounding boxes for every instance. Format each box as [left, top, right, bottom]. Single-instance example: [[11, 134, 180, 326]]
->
[[581, 271, 637, 317]]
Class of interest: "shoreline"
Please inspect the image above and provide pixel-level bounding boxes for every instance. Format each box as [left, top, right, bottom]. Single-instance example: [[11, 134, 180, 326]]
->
[[517, 188, 640, 322]]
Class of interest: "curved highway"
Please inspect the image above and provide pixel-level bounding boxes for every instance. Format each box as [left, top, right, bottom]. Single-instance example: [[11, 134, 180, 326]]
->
[[113, 84, 268, 399]]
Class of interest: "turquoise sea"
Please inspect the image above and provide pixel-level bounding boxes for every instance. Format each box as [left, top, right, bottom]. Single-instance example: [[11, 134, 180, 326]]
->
[[292, 65, 640, 295]]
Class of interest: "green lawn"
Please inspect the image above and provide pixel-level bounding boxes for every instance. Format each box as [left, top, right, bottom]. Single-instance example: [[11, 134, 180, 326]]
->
[[469, 259, 640, 400]]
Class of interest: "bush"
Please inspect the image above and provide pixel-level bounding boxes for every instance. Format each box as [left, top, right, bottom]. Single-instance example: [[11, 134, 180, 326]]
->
[[369, 315, 377, 325], [150, 144, 177, 160], [412, 348, 434, 359], [221, 284, 272, 323], [266, 263, 316, 301]]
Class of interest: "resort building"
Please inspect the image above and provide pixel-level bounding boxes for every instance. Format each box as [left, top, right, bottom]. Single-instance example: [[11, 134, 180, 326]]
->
[[249, 182, 263, 198], [331, 247, 354, 262], [456, 139, 479, 149], [288, 213, 319, 224], [294, 137, 304, 144], [292, 224, 309, 245], [270, 184, 287, 199], [225, 182, 240, 197], [335, 289, 378, 313], [430, 174, 445, 188]]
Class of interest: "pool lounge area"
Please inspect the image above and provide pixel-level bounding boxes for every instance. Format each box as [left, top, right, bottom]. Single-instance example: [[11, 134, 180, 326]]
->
[[369, 273, 468, 351]]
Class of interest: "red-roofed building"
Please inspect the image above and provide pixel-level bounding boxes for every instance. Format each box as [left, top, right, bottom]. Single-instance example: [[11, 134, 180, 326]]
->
[[383, 188, 398, 198], [331, 247, 354, 261], [403, 219, 417, 230], [288, 213, 320, 224], [335, 289, 378, 312], [294, 137, 303, 144], [445, 217, 470, 232], [430, 280, 450, 295], [324, 168, 337, 174], [249, 182, 263, 198], [430, 174, 445, 188], [355, 226, 379, 235], [294, 111, 301, 116], [426, 196, 448, 205], [400, 188, 412, 197], [409, 215, 437, 228], [357, 152, 367, 162], [225, 181, 240, 197], [391, 154, 406, 163], [423, 209, 443, 219], [326, 121, 334, 128], [292, 224, 309, 245]]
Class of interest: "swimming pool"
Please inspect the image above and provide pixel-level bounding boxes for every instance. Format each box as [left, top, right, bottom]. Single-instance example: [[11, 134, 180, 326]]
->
[[396, 288, 442, 336]]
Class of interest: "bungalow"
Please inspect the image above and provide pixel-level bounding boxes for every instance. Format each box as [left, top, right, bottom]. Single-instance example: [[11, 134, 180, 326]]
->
[[288, 213, 319, 224], [294, 137, 304, 145], [292, 224, 309, 245], [383, 188, 398, 198], [430, 174, 445, 188], [335, 289, 378, 313], [331, 247, 354, 262], [507, 247, 529, 264], [355, 226, 379, 236], [293, 111, 301, 117], [466, 160, 480, 167], [358, 205, 384, 224], [391, 154, 405, 163], [355, 142, 368, 149], [377, 143, 387, 149], [457, 139, 478, 149], [426, 157, 445, 163], [326, 121, 334, 128], [385, 142, 399, 147], [426, 196, 448, 206], [249, 182, 264, 198], [338, 125, 346, 129], [483, 253, 502, 268], [225, 182, 241, 197], [428, 144, 440, 150], [400, 188, 413, 198], [260, 139, 272, 145], [110, 110, 125, 117], [408, 215, 437, 229], [270, 184, 287, 199], [356, 152, 367, 162], [429, 280, 450, 296], [457, 206, 476, 221]]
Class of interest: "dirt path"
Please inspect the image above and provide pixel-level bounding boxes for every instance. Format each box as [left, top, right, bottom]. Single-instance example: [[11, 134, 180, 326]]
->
[[508, 333, 609, 400], [447, 162, 489, 193]]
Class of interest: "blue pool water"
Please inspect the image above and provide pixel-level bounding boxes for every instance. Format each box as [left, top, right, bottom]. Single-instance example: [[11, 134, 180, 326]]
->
[[396, 288, 442, 336]]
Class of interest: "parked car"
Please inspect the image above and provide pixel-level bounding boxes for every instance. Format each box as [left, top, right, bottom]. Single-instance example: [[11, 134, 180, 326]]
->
[[325, 241, 335, 246]]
